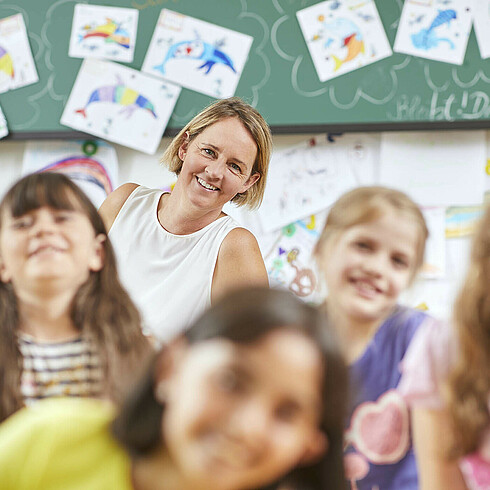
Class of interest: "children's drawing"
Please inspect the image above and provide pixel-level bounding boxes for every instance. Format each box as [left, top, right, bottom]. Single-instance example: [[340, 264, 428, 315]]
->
[[22, 140, 118, 208], [379, 131, 486, 207], [61, 59, 181, 155], [257, 134, 374, 233], [69, 4, 139, 63], [473, 0, 490, 59], [142, 9, 252, 98], [296, 0, 392, 82], [74, 76, 158, 119], [264, 212, 328, 305], [0, 103, 8, 139], [445, 206, 483, 238], [0, 13, 38, 94], [394, 0, 472, 65]]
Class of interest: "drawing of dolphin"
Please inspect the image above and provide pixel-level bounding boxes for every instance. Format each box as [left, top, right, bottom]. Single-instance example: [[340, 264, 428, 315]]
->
[[0, 45, 14, 78], [428, 9, 457, 31], [153, 39, 236, 75], [75, 82, 157, 119], [411, 9, 457, 51], [79, 18, 131, 49]]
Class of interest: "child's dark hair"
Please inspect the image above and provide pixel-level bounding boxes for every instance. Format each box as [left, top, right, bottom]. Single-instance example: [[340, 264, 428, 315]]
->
[[0, 172, 149, 422], [113, 286, 348, 490]]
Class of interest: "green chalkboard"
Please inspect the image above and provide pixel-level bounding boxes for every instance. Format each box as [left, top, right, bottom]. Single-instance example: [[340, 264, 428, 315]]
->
[[1, 0, 489, 139]]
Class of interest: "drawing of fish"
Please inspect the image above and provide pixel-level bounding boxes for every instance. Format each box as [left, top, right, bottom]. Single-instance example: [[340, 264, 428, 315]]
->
[[153, 39, 236, 75], [411, 9, 457, 51], [75, 81, 157, 119], [321, 18, 365, 71], [79, 18, 131, 49], [0, 45, 14, 78]]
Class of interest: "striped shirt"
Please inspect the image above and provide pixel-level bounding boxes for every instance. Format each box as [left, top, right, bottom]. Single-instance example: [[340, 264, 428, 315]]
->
[[18, 333, 104, 405]]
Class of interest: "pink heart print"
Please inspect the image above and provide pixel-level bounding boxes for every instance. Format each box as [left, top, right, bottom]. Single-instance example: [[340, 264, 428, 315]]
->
[[346, 390, 410, 464]]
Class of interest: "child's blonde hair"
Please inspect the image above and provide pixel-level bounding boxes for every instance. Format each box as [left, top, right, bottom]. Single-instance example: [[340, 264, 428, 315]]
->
[[314, 186, 428, 281], [447, 205, 490, 457]]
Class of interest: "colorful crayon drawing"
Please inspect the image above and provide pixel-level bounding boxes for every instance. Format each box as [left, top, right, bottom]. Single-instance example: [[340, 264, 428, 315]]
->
[[79, 18, 130, 49], [411, 9, 457, 50], [0, 45, 14, 79], [75, 76, 157, 119], [153, 39, 236, 75], [316, 17, 365, 71], [36, 157, 114, 196]]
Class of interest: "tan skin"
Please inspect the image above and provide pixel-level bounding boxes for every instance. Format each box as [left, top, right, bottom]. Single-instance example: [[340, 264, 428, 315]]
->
[[99, 118, 268, 303]]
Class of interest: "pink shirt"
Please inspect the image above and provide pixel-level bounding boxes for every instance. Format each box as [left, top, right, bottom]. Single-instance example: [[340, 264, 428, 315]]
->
[[399, 320, 490, 490]]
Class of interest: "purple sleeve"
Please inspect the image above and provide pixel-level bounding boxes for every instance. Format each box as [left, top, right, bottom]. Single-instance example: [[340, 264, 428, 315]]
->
[[398, 317, 457, 410]]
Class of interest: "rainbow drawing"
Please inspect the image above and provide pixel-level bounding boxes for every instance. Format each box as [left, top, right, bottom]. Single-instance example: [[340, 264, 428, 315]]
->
[[38, 156, 113, 196]]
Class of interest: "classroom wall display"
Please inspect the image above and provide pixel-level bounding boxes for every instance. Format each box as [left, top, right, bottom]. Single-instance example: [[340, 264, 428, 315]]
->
[[60, 59, 181, 154], [0, 13, 38, 94], [142, 9, 253, 99], [0, 104, 7, 139], [22, 139, 118, 208], [296, 0, 392, 82], [379, 130, 486, 207], [1, 0, 489, 138], [394, 0, 473, 65], [473, 0, 490, 59], [69, 4, 139, 63]]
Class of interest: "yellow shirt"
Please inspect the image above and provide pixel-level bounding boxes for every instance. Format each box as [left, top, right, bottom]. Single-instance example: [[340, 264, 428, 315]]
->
[[0, 397, 133, 490]]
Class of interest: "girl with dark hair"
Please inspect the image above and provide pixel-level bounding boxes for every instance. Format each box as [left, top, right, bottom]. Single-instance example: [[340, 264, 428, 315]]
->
[[0, 172, 151, 423], [0, 287, 348, 490]]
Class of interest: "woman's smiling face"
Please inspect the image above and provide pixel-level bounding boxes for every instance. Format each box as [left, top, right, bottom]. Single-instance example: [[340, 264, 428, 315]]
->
[[176, 117, 260, 212], [159, 328, 326, 490]]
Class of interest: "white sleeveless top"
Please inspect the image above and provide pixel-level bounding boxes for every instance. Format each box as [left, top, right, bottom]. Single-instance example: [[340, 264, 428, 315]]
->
[[109, 186, 240, 342]]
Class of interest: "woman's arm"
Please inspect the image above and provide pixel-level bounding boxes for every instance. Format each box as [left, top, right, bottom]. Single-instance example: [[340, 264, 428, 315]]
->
[[211, 227, 268, 303], [412, 406, 468, 490], [98, 183, 139, 232]]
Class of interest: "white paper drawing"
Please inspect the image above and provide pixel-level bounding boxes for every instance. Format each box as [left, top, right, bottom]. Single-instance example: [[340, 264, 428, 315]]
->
[[296, 0, 392, 82], [69, 4, 139, 63], [420, 207, 446, 279], [142, 9, 253, 98], [379, 131, 486, 207], [473, 0, 490, 59], [257, 134, 359, 232], [61, 59, 181, 155], [394, 0, 473, 65], [22, 140, 118, 209], [0, 103, 8, 139], [0, 13, 38, 94]]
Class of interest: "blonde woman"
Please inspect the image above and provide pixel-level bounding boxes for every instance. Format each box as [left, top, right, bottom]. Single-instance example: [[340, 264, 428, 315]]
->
[[100, 97, 272, 343]]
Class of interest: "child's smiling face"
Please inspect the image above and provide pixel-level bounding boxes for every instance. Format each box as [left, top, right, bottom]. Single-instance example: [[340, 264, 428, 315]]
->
[[320, 209, 419, 329], [158, 328, 326, 490]]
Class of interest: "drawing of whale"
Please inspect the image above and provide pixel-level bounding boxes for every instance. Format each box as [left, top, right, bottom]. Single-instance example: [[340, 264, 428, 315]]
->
[[0, 45, 14, 78], [411, 9, 457, 50], [75, 82, 157, 119], [79, 18, 131, 49], [153, 39, 236, 75]]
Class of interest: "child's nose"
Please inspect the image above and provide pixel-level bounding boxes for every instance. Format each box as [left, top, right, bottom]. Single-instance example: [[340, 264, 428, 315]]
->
[[31, 212, 56, 235]]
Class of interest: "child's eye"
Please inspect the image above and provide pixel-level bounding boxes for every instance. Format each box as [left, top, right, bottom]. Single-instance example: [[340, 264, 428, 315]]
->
[[215, 367, 246, 394], [392, 256, 409, 268], [275, 401, 301, 423], [12, 217, 32, 229], [54, 213, 72, 223], [354, 241, 371, 251]]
